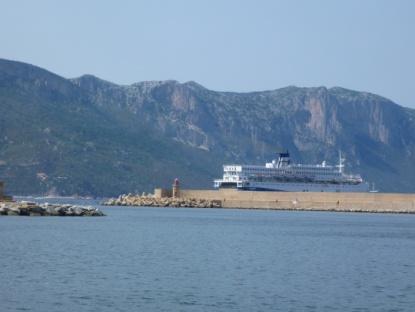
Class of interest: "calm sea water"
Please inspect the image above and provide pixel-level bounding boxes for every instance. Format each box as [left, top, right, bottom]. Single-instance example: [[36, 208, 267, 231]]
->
[[1, 198, 415, 312]]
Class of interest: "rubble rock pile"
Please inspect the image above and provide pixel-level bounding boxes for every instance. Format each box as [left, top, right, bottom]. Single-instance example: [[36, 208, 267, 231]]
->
[[0, 201, 105, 216], [104, 193, 222, 208]]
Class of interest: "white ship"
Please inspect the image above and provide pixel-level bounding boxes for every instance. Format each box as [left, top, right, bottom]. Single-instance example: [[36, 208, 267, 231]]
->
[[214, 151, 370, 192]]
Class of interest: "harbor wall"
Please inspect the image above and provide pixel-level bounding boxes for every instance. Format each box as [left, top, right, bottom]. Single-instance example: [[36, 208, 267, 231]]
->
[[0, 182, 13, 202], [155, 188, 415, 213]]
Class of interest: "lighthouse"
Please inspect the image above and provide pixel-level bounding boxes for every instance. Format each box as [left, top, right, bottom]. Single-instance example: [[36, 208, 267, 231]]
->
[[172, 178, 180, 198]]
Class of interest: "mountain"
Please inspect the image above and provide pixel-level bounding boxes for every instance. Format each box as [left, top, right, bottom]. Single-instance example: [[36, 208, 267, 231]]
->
[[0, 58, 414, 196]]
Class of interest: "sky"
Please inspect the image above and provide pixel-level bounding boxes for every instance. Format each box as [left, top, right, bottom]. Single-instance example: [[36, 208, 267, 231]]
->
[[1, 0, 415, 108]]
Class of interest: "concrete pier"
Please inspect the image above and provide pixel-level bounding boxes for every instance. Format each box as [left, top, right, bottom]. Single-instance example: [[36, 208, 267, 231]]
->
[[155, 188, 415, 213]]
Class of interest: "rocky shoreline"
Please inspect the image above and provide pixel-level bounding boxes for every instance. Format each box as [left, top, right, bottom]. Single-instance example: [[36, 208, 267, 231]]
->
[[103, 194, 222, 208], [0, 201, 105, 216]]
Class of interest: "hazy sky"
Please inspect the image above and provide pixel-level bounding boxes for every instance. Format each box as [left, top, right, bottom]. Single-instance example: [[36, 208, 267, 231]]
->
[[1, 0, 415, 107]]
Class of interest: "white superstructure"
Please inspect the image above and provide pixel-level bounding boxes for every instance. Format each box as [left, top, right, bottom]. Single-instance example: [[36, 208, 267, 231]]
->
[[213, 151, 370, 192]]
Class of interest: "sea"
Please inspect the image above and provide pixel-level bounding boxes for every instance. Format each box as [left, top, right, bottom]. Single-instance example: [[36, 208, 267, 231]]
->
[[1, 197, 415, 312]]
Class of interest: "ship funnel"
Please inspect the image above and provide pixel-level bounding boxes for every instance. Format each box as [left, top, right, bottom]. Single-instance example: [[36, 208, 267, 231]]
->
[[276, 150, 290, 168]]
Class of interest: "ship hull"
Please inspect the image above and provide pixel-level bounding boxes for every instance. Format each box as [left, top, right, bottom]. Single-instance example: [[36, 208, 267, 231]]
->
[[216, 181, 370, 192]]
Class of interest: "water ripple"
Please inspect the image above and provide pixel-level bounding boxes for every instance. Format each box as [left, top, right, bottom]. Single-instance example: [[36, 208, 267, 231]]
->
[[1, 202, 415, 311]]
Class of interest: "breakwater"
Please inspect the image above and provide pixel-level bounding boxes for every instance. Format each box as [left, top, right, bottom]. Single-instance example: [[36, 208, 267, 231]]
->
[[175, 189, 415, 213], [0, 201, 105, 216], [105, 188, 415, 213], [104, 188, 415, 214], [104, 193, 221, 208]]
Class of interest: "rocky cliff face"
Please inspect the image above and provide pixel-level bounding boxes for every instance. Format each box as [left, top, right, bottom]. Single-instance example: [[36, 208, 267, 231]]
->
[[74, 76, 415, 191], [1, 58, 414, 195]]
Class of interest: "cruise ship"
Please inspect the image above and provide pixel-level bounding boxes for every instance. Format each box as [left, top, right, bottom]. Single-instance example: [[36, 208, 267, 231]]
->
[[213, 151, 370, 192]]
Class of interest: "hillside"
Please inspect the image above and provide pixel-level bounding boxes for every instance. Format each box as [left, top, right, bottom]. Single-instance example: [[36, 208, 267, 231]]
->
[[0, 59, 414, 195]]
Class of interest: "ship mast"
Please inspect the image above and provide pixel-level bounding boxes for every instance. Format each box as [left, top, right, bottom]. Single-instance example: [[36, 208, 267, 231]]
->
[[337, 150, 345, 173]]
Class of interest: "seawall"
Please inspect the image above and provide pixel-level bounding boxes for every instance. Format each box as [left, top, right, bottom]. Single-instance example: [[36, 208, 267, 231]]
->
[[155, 188, 415, 213], [0, 181, 13, 202]]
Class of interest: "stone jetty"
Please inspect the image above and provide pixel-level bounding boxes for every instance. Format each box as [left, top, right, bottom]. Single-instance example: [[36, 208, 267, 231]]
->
[[0, 201, 105, 216], [104, 193, 222, 208]]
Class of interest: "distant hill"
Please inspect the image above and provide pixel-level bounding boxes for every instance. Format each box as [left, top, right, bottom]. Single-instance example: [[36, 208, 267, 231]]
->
[[0, 58, 414, 196]]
